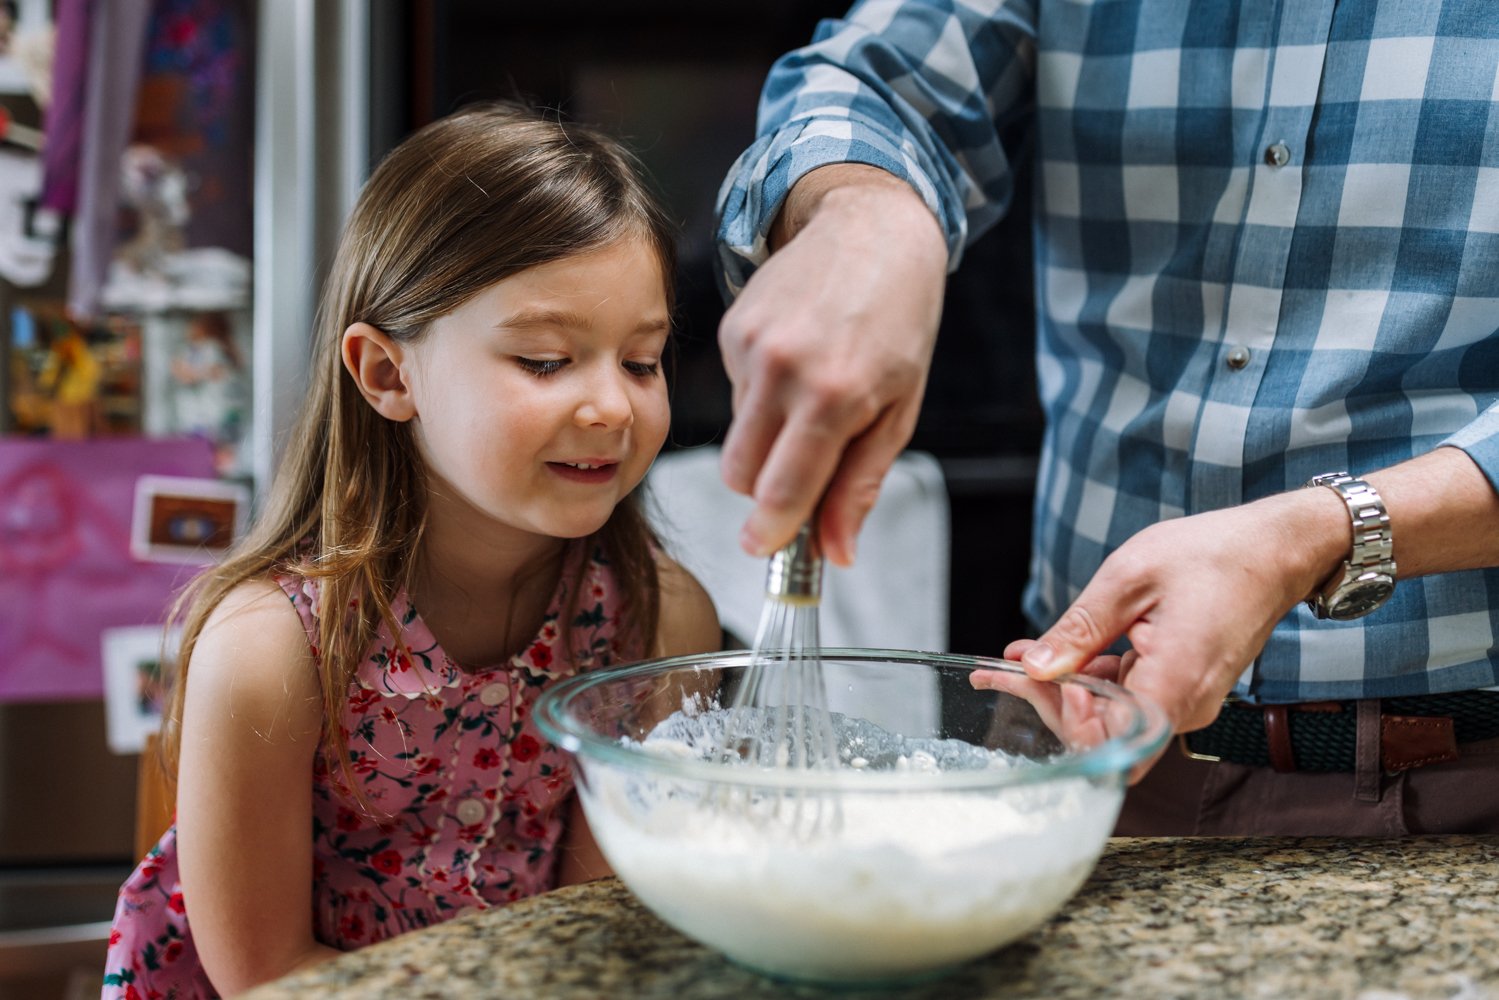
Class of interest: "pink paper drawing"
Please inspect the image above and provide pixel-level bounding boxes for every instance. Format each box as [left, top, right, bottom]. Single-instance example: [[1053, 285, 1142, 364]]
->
[[0, 436, 217, 702]]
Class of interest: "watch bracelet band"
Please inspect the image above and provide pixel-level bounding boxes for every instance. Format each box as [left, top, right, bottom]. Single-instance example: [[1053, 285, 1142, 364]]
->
[[1304, 472, 1396, 616], [1314, 473, 1395, 577]]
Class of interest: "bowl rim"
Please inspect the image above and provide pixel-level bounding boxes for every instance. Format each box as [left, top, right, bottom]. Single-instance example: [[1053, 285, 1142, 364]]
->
[[534, 648, 1171, 792]]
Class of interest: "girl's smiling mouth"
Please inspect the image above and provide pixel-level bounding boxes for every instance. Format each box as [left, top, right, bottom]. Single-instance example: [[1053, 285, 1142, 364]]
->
[[547, 460, 620, 483]]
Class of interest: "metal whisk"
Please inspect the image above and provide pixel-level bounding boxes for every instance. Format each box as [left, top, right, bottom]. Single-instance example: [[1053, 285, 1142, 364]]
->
[[723, 523, 840, 782]]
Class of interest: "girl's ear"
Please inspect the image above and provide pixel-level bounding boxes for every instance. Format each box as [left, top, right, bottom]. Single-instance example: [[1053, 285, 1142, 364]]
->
[[342, 322, 416, 421]]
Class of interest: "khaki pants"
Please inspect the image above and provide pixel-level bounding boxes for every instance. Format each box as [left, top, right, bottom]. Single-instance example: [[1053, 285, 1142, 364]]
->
[[1117, 732, 1499, 837]]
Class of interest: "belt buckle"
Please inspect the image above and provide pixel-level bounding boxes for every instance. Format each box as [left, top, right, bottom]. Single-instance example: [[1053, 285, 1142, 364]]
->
[[1177, 694, 1245, 763], [1177, 733, 1221, 763]]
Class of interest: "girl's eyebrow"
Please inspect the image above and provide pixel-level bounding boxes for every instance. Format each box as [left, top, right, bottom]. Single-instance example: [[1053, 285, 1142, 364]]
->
[[495, 308, 670, 335], [494, 308, 592, 331]]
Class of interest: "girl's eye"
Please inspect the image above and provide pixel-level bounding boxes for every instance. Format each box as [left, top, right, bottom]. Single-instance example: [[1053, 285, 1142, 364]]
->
[[624, 360, 660, 377], [515, 357, 567, 377]]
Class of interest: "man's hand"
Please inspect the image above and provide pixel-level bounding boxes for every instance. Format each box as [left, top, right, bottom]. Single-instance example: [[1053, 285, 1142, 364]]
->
[[1013, 447, 1499, 750], [718, 164, 949, 565], [1017, 488, 1349, 735]]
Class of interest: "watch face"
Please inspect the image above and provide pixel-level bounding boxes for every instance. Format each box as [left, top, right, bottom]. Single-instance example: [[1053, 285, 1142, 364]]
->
[[1327, 576, 1395, 621]]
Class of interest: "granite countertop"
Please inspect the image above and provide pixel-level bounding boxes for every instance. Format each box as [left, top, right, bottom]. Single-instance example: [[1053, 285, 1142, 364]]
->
[[244, 836, 1499, 1000]]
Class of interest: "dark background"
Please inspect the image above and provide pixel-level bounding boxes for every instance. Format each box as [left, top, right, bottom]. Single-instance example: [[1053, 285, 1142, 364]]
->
[[378, 0, 1045, 655]]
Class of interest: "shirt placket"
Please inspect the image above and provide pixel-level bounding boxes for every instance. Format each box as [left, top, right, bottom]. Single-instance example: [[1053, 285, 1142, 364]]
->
[[1190, 4, 1334, 514]]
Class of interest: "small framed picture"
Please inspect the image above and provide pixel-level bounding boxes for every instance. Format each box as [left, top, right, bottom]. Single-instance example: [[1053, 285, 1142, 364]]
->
[[131, 474, 250, 564], [101, 624, 181, 755]]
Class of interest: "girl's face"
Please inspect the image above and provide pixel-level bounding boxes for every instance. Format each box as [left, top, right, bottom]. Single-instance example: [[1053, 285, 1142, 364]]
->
[[403, 236, 671, 542]]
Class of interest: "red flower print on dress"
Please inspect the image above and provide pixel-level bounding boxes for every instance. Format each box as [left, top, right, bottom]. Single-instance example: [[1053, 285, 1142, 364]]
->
[[163, 941, 183, 963], [167, 892, 185, 914], [371, 849, 403, 875], [340, 914, 365, 941], [512, 734, 541, 762], [522, 819, 548, 840], [474, 747, 501, 769], [336, 808, 361, 831], [528, 642, 552, 669], [349, 688, 381, 714]]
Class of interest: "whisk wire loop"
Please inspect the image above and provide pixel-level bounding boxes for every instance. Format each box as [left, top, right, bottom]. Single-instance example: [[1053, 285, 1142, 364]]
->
[[720, 524, 841, 836]]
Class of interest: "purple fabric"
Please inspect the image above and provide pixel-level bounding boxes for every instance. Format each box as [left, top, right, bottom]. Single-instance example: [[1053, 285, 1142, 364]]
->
[[68, 0, 153, 319], [38, 0, 93, 215], [0, 436, 216, 702]]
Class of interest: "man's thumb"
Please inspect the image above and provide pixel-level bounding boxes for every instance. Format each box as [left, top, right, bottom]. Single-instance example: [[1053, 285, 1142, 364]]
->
[[1021, 602, 1120, 680]]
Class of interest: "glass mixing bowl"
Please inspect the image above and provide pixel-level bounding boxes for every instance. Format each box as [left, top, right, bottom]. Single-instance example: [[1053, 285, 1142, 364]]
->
[[535, 648, 1169, 987]]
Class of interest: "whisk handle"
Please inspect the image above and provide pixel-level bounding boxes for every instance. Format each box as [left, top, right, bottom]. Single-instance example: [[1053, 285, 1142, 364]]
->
[[765, 522, 823, 602]]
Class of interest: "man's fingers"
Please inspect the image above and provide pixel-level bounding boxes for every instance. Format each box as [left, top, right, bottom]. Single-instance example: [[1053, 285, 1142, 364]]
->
[[738, 415, 851, 556], [1022, 603, 1115, 680], [718, 372, 783, 498], [816, 403, 920, 566], [1022, 562, 1153, 680]]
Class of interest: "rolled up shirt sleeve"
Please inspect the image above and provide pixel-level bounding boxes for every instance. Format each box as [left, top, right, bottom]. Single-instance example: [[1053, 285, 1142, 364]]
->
[[1441, 401, 1499, 496], [715, 0, 1038, 297]]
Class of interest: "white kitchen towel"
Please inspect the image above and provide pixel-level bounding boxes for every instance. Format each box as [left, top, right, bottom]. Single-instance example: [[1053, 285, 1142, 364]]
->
[[644, 446, 950, 730]]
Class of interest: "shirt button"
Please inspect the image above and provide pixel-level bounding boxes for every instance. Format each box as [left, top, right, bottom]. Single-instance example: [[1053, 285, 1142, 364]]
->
[[479, 683, 508, 706], [1263, 142, 1291, 167], [1226, 345, 1251, 370], [456, 798, 487, 825]]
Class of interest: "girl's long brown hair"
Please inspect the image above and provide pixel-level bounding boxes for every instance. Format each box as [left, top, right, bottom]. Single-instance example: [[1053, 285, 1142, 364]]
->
[[159, 102, 676, 792]]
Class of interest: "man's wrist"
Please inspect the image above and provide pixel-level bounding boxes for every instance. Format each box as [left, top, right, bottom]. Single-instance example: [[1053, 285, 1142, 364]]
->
[[1256, 487, 1354, 608], [771, 163, 943, 253]]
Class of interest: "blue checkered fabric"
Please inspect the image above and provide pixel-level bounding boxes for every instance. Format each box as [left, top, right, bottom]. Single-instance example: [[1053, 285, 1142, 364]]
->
[[716, 0, 1499, 702]]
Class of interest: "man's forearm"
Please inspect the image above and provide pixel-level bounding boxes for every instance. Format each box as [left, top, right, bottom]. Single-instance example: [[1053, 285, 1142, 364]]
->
[[1365, 445, 1499, 580]]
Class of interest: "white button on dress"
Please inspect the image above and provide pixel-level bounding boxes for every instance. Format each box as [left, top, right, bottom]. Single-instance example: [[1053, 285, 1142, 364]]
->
[[479, 682, 508, 706], [456, 798, 487, 826]]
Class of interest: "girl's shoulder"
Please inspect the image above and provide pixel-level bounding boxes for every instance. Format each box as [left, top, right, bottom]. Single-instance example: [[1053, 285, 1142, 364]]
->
[[187, 576, 321, 728], [202, 576, 310, 646], [649, 550, 721, 659]]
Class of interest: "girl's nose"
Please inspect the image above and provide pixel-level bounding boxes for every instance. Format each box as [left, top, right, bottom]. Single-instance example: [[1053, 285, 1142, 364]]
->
[[574, 367, 634, 429]]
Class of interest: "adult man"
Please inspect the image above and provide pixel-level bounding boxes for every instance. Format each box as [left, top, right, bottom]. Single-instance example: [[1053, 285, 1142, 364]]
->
[[715, 0, 1499, 833]]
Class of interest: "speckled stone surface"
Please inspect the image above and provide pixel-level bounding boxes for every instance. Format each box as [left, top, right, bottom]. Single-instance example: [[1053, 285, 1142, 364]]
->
[[244, 837, 1499, 1000]]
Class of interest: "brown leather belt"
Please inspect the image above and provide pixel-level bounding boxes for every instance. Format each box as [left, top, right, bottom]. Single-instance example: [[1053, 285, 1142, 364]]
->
[[1180, 691, 1499, 773]]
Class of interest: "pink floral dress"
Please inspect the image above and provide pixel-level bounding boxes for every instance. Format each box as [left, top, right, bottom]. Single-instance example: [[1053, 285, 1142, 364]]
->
[[103, 543, 635, 1000]]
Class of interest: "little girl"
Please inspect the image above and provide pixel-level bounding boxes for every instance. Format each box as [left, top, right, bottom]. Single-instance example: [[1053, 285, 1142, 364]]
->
[[103, 102, 720, 998]]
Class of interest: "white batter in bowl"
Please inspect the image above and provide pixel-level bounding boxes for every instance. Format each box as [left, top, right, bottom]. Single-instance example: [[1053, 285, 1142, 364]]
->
[[535, 649, 1169, 986]]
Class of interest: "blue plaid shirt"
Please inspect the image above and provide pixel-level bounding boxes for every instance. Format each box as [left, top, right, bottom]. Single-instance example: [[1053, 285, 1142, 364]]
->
[[717, 0, 1499, 702]]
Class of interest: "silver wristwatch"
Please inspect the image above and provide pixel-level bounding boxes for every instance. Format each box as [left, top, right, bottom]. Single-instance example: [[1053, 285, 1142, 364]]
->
[[1303, 472, 1396, 621]]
